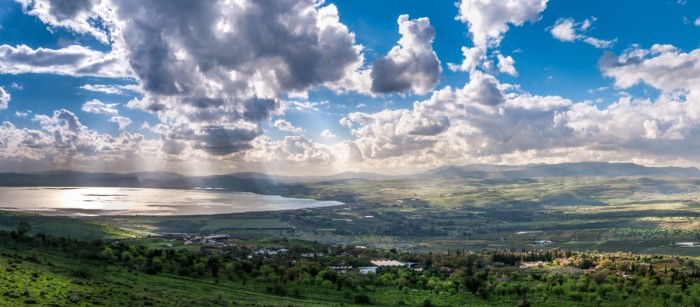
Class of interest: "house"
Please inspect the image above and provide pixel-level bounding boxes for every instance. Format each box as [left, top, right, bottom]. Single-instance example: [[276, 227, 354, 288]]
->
[[255, 249, 289, 256], [330, 266, 352, 273], [371, 260, 404, 267], [358, 267, 377, 274]]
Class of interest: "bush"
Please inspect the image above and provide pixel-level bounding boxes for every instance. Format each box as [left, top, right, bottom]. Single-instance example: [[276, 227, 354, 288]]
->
[[71, 267, 93, 278], [353, 294, 371, 304], [265, 283, 287, 296]]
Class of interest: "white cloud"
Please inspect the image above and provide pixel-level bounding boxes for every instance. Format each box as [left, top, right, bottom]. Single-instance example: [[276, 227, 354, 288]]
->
[[80, 84, 142, 95], [10, 0, 700, 175], [599, 44, 700, 117], [551, 18, 577, 41], [448, 46, 485, 73], [330, 66, 700, 173], [81, 99, 119, 116], [0, 44, 132, 78], [496, 54, 518, 76], [583, 37, 615, 49], [10, 82, 22, 90], [14, 0, 367, 157], [455, 0, 548, 49], [16, 0, 113, 44], [599, 45, 694, 91], [356, 103, 367, 108], [320, 129, 336, 138], [0, 87, 9, 110], [81, 99, 132, 130], [695, 17, 700, 26], [451, 0, 546, 78], [273, 119, 304, 135], [110, 0, 365, 155], [109, 116, 132, 130], [15, 111, 30, 118], [283, 100, 329, 112], [0, 109, 154, 172], [370, 15, 441, 95], [550, 18, 616, 49]]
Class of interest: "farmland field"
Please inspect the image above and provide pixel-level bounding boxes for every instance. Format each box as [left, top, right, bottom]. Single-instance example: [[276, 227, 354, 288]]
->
[[6, 175, 700, 255]]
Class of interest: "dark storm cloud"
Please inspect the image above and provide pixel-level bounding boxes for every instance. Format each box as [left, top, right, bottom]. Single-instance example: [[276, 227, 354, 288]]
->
[[193, 126, 261, 156]]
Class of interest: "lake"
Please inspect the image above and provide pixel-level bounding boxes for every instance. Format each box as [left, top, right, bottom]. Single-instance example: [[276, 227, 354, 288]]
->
[[0, 187, 342, 216]]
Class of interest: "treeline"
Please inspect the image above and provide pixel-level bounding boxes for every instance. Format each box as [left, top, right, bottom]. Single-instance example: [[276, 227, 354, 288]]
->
[[492, 250, 567, 266]]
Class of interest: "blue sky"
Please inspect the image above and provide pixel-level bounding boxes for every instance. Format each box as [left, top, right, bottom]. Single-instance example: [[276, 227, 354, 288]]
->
[[0, 0, 699, 175]]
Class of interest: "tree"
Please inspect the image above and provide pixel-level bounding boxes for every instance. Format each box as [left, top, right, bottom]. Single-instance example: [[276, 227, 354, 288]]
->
[[17, 221, 31, 236], [100, 246, 115, 261], [353, 294, 371, 304]]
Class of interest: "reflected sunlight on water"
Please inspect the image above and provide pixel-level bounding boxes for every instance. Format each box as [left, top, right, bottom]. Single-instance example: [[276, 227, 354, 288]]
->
[[0, 187, 342, 216]]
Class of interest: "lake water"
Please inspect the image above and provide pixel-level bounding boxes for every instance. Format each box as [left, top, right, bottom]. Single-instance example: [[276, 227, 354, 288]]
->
[[0, 187, 342, 216]]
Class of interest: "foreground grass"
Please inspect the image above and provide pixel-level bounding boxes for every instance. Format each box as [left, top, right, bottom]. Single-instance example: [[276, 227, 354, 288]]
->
[[3, 231, 700, 306], [0, 246, 493, 306], [0, 211, 136, 240]]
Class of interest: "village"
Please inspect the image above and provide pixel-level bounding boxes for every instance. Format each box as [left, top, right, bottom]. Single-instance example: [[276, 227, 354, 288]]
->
[[142, 231, 675, 284]]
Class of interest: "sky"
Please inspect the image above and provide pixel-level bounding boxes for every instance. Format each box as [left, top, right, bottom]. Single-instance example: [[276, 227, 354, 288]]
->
[[0, 0, 699, 176]]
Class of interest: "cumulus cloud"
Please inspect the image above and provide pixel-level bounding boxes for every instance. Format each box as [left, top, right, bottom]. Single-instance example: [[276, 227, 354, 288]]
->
[[273, 119, 304, 135], [0, 87, 10, 110], [10, 0, 700, 175], [456, 0, 548, 49], [695, 17, 700, 26], [16, 0, 112, 44], [331, 66, 700, 173], [320, 129, 336, 138], [0, 109, 149, 171], [550, 18, 576, 41], [0, 44, 131, 77], [370, 15, 441, 95], [448, 46, 485, 73], [450, 0, 546, 78], [81, 99, 119, 116], [598, 44, 700, 116], [108, 116, 132, 130], [12, 0, 367, 157], [550, 17, 616, 49], [111, 0, 366, 155], [81, 99, 132, 130], [496, 54, 518, 76]]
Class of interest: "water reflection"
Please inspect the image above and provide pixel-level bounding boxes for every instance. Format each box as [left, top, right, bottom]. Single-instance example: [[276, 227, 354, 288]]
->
[[0, 187, 342, 216]]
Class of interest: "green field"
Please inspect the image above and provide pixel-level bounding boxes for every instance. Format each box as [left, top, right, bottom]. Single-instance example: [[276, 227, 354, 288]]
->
[[5, 176, 700, 255]]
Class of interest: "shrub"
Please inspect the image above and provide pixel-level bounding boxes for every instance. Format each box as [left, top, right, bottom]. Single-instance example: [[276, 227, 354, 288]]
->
[[353, 294, 371, 304]]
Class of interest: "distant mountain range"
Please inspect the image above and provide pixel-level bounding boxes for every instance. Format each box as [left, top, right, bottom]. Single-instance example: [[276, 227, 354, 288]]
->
[[0, 162, 699, 190], [424, 162, 700, 179]]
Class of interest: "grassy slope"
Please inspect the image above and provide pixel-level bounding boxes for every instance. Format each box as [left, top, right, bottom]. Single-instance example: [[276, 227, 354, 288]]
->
[[0, 244, 501, 306], [0, 211, 136, 240]]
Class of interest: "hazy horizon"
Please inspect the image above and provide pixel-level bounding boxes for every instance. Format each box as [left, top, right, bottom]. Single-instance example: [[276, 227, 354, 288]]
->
[[2, 161, 700, 178]]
